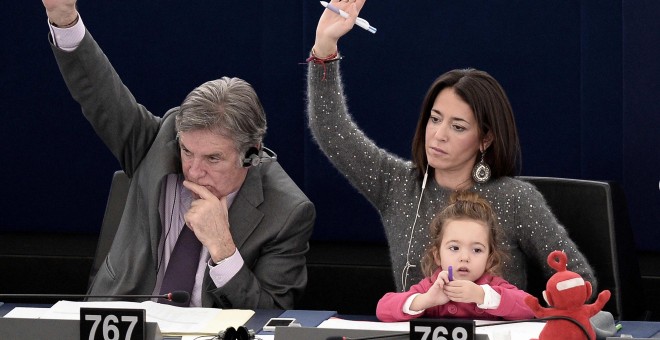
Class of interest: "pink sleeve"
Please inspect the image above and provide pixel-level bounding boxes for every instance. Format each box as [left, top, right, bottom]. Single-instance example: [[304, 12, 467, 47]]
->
[[376, 276, 435, 322], [486, 277, 535, 320]]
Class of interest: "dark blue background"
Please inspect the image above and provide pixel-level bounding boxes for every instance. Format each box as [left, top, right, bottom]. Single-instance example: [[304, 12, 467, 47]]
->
[[2, 1, 658, 252]]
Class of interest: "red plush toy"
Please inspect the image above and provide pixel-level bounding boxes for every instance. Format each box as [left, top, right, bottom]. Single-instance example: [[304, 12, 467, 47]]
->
[[525, 250, 611, 340]]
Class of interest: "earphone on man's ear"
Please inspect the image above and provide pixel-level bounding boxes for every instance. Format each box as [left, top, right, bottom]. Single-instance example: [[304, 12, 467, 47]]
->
[[242, 146, 278, 167], [217, 326, 255, 340]]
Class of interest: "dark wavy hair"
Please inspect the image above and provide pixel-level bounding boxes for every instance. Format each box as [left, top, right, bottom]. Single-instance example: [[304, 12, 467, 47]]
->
[[411, 69, 521, 181]]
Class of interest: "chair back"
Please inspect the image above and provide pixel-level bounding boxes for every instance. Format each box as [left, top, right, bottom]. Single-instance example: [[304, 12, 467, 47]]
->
[[518, 176, 646, 320], [88, 171, 130, 287]]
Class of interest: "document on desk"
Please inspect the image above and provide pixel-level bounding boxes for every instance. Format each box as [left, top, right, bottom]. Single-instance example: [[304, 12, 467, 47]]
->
[[4, 300, 254, 336], [318, 318, 544, 340]]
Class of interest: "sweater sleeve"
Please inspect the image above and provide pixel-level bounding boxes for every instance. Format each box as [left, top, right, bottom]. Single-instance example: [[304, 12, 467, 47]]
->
[[306, 60, 412, 211], [50, 30, 162, 176]]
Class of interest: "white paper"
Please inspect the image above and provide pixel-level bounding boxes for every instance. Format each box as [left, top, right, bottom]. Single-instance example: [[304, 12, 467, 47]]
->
[[476, 320, 544, 340], [319, 318, 409, 331], [3, 307, 50, 319], [318, 318, 544, 340], [5, 300, 254, 336]]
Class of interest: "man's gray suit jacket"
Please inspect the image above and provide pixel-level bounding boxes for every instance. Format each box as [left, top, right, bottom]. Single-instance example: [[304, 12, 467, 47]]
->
[[50, 30, 316, 309]]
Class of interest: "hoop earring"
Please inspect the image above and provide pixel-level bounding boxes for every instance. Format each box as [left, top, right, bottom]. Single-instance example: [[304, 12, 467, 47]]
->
[[472, 150, 491, 183]]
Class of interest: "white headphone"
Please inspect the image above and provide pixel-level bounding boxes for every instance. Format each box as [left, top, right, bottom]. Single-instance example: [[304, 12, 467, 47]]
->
[[401, 164, 429, 291]]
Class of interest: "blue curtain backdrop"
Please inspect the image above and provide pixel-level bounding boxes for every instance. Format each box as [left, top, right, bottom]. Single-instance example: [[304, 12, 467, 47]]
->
[[2, 1, 658, 251]]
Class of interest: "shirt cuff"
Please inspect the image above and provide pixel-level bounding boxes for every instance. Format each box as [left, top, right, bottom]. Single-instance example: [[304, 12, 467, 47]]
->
[[48, 15, 85, 51], [208, 248, 244, 288], [477, 284, 502, 309], [402, 293, 425, 315]]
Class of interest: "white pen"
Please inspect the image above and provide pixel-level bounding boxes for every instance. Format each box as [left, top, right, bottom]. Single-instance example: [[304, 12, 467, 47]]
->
[[319, 1, 377, 34]]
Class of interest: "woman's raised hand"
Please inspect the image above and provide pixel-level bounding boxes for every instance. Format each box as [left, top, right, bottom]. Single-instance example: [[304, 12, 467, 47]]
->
[[312, 0, 366, 58]]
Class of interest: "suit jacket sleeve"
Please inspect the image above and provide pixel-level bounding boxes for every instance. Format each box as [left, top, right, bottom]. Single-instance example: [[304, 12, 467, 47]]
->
[[202, 171, 316, 310], [50, 30, 162, 175]]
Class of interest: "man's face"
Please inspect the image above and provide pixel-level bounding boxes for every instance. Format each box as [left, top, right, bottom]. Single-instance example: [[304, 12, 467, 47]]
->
[[179, 129, 249, 199]]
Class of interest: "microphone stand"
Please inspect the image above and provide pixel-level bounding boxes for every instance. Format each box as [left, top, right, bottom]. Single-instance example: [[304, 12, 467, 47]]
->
[[0, 291, 190, 304]]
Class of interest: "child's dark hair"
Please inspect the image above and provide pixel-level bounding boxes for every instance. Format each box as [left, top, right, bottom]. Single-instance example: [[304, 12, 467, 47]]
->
[[420, 191, 506, 277]]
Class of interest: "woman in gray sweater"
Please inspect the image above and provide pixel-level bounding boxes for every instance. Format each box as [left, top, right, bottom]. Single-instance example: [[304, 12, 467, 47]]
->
[[306, 0, 595, 294]]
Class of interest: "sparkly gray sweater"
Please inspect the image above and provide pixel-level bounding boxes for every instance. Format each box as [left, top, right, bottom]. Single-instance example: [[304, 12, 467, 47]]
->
[[306, 60, 596, 294]]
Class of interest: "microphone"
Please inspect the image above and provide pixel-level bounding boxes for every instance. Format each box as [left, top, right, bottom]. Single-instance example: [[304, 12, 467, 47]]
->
[[0, 290, 190, 304]]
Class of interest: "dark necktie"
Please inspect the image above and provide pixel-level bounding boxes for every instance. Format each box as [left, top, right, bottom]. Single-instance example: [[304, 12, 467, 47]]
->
[[158, 225, 202, 306]]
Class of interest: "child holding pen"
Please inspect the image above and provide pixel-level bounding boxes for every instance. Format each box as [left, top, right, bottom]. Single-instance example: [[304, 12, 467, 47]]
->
[[376, 191, 534, 322]]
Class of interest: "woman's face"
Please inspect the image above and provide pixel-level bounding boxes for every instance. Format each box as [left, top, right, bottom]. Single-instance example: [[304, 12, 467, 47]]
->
[[425, 87, 482, 180]]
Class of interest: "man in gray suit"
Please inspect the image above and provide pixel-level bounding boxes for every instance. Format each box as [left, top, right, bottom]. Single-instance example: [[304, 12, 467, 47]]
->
[[43, 0, 315, 309]]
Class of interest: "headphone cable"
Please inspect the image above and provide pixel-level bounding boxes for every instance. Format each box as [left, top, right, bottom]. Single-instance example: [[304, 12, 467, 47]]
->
[[401, 164, 429, 291]]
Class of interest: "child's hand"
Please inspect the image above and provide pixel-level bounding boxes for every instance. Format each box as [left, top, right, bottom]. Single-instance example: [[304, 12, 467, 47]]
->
[[426, 273, 451, 305], [436, 270, 451, 286], [410, 274, 450, 311], [443, 280, 485, 305]]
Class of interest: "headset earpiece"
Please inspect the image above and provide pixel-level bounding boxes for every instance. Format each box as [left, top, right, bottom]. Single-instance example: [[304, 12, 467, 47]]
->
[[218, 327, 236, 340], [236, 326, 255, 340], [242, 146, 278, 168], [242, 147, 261, 167], [217, 326, 255, 340]]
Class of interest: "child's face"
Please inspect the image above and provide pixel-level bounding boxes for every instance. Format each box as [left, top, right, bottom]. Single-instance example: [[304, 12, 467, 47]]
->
[[434, 219, 490, 282]]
